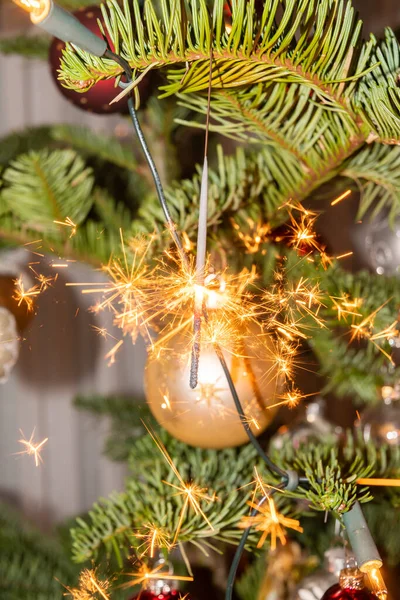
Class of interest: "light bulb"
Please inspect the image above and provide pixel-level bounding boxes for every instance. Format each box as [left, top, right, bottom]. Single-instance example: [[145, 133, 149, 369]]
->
[[366, 567, 388, 599], [11, 0, 50, 23]]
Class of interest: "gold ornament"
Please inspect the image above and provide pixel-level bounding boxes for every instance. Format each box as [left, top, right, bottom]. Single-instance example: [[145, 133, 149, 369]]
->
[[145, 324, 282, 449]]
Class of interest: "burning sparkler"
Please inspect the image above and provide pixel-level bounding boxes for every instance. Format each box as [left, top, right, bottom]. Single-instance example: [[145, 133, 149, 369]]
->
[[13, 277, 40, 311], [136, 523, 171, 558], [16, 429, 48, 467]]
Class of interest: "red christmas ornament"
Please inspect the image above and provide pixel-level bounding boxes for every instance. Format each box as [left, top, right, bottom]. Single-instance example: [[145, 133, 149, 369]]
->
[[321, 568, 378, 600], [129, 590, 183, 600], [48, 6, 148, 114], [321, 585, 377, 599]]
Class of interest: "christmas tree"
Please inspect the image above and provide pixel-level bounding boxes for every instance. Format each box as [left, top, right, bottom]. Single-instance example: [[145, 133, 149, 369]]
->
[[0, 0, 400, 598]]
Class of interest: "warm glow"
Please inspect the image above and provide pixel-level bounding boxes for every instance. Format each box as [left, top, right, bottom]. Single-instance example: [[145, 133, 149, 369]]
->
[[12, 0, 50, 22], [364, 567, 388, 599]]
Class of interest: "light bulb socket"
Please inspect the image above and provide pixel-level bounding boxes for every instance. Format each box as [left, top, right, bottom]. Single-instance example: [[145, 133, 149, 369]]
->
[[35, 1, 107, 56], [342, 502, 382, 572]]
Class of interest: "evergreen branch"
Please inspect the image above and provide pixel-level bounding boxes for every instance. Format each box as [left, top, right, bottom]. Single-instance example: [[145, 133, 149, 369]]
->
[[51, 125, 140, 173], [0, 150, 94, 234], [342, 144, 400, 220], [0, 502, 77, 599], [74, 394, 152, 461], [59, 0, 374, 115], [353, 29, 400, 144], [0, 35, 50, 60], [0, 127, 54, 167]]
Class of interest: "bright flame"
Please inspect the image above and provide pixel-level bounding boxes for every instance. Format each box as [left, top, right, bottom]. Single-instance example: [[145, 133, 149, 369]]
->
[[121, 562, 193, 591]]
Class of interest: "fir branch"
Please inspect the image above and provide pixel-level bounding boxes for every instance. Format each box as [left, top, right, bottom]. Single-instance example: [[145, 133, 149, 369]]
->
[[0, 127, 53, 167], [0, 35, 50, 60], [342, 144, 400, 221], [0, 503, 77, 599], [51, 125, 139, 173], [0, 150, 94, 234]]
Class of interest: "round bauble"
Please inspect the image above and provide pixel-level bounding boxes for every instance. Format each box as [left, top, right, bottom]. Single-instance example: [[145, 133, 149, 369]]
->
[[48, 6, 149, 114], [271, 398, 343, 451], [321, 568, 377, 600], [145, 324, 281, 449], [321, 584, 377, 599], [129, 591, 183, 600], [355, 385, 400, 446], [351, 212, 400, 276]]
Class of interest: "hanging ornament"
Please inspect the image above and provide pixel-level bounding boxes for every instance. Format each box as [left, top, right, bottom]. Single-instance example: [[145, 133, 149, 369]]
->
[[145, 323, 281, 449], [290, 547, 348, 600], [351, 212, 400, 276], [48, 6, 149, 114], [270, 397, 343, 451], [355, 384, 400, 446], [0, 306, 19, 383], [321, 566, 378, 599], [129, 591, 183, 600]]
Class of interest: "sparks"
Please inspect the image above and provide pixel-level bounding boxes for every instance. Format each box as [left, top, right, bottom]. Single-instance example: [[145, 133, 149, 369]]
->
[[63, 568, 111, 600], [16, 429, 48, 467], [239, 495, 303, 550], [144, 424, 217, 544], [13, 277, 40, 311], [136, 523, 172, 557], [331, 189, 352, 206], [54, 216, 77, 237], [121, 562, 193, 591]]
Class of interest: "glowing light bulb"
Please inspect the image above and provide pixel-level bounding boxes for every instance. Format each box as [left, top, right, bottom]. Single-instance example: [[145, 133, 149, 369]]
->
[[11, 0, 50, 22], [365, 567, 388, 599]]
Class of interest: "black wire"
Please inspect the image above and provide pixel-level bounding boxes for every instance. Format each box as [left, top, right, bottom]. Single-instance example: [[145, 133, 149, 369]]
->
[[225, 485, 285, 600], [212, 342, 289, 481], [105, 48, 291, 483], [105, 50, 189, 268]]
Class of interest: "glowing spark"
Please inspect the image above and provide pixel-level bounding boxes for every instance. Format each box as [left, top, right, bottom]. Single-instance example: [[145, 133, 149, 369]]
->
[[121, 563, 193, 591], [136, 523, 171, 557], [16, 429, 48, 467], [357, 478, 400, 487], [331, 189, 352, 206], [63, 568, 111, 600], [51, 263, 69, 268], [232, 218, 271, 253], [239, 495, 303, 550], [267, 387, 306, 410], [336, 251, 353, 260], [91, 325, 118, 341], [54, 216, 77, 237], [13, 277, 40, 311], [105, 340, 124, 365], [349, 300, 391, 343], [144, 425, 216, 544]]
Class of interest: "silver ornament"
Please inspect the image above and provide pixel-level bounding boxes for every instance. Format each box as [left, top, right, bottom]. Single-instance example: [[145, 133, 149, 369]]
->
[[0, 306, 19, 383], [355, 384, 400, 446], [290, 547, 347, 600], [352, 212, 400, 276]]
